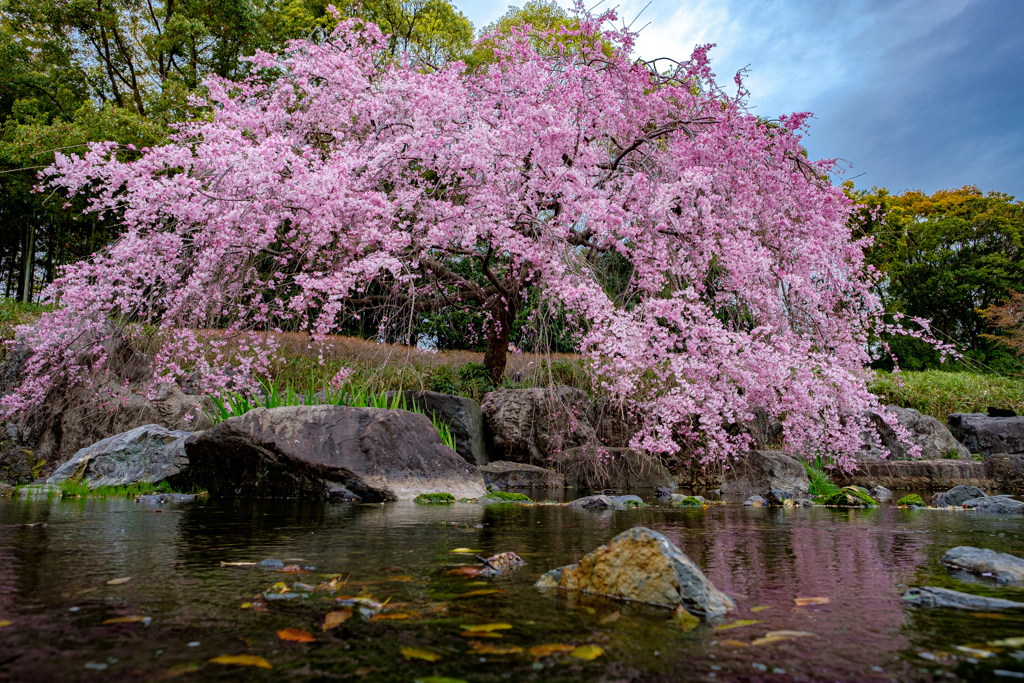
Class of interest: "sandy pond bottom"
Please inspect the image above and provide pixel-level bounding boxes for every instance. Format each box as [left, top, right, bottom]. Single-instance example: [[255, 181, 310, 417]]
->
[[1, 492, 1024, 682]]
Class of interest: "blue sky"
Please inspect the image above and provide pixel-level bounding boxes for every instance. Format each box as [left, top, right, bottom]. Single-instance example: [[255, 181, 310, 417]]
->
[[455, 0, 1024, 198]]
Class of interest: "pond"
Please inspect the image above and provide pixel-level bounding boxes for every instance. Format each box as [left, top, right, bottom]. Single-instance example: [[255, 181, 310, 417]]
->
[[1, 491, 1023, 682]]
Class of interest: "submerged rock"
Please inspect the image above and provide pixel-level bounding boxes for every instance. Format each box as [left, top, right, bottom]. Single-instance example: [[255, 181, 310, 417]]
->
[[962, 497, 1024, 514], [933, 485, 988, 508], [942, 546, 1024, 586], [742, 495, 768, 507], [721, 450, 809, 498], [535, 526, 736, 617], [46, 424, 193, 489], [901, 586, 1024, 610], [185, 405, 486, 501], [567, 494, 645, 510], [478, 461, 564, 489]]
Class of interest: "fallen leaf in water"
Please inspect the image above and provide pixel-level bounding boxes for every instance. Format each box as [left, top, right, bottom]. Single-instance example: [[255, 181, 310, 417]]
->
[[277, 628, 315, 643], [714, 620, 762, 631], [106, 577, 131, 586], [571, 645, 603, 660], [469, 641, 523, 655], [672, 606, 700, 632], [163, 662, 200, 678], [481, 552, 525, 575], [528, 644, 575, 658], [751, 630, 814, 646], [102, 616, 148, 625], [240, 602, 252, 609], [323, 609, 352, 631], [718, 639, 750, 648], [220, 562, 257, 567], [401, 647, 441, 662], [428, 602, 450, 614], [454, 589, 505, 599], [450, 548, 480, 554], [0, 621, 10, 628], [386, 575, 415, 582], [794, 597, 829, 606], [209, 655, 272, 669], [599, 612, 620, 625], [750, 606, 771, 613], [370, 612, 417, 621], [971, 612, 1007, 619], [990, 637, 1024, 647], [276, 565, 311, 575], [955, 645, 996, 658], [447, 566, 483, 578], [461, 623, 512, 633]]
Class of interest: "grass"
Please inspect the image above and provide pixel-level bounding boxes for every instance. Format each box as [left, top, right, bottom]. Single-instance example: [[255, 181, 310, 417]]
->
[[804, 456, 841, 498], [49, 479, 202, 498], [0, 297, 47, 360], [870, 370, 1024, 423]]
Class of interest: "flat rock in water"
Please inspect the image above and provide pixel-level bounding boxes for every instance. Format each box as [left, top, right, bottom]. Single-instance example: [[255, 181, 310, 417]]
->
[[743, 495, 768, 507], [962, 497, 1024, 514], [933, 485, 988, 507], [478, 461, 564, 489], [46, 424, 193, 488], [942, 546, 1024, 586], [535, 526, 736, 617], [901, 586, 1024, 610], [185, 405, 486, 501]]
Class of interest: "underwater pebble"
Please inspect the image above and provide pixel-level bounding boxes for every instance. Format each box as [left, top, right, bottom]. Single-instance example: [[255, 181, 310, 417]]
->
[[83, 662, 107, 670], [995, 671, 1024, 679], [187, 641, 200, 647], [752, 663, 767, 672], [69, 607, 79, 612], [258, 559, 284, 569]]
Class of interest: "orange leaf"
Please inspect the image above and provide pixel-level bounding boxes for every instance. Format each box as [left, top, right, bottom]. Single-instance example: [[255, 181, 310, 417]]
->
[[209, 655, 272, 669], [323, 609, 352, 631], [528, 644, 575, 658], [276, 565, 311, 575], [277, 628, 315, 643], [454, 589, 505, 598], [794, 597, 829, 606], [447, 566, 483, 577], [470, 641, 523, 655]]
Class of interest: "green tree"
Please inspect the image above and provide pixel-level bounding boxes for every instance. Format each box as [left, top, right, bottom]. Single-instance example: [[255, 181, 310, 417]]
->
[[852, 185, 1024, 372]]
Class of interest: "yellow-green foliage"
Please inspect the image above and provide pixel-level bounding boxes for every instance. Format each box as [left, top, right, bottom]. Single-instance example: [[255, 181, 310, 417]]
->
[[870, 370, 1024, 422], [0, 298, 46, 356]]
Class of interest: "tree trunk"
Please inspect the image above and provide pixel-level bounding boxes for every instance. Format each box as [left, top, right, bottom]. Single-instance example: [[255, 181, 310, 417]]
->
[[21, 223, 35, 304], [482, 301, 517, 387]]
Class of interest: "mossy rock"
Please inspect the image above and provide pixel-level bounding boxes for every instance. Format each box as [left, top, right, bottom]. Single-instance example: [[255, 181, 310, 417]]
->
[[414, 492, 456, 504], [676, 496, 704, 508], [623, 499, 649, 510], [895, 494, 925, 507], [482, 491, 531, 502], [820, 486, 878, 508]]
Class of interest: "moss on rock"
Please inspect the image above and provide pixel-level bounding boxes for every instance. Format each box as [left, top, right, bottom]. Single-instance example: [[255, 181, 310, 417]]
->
[[676, 496, 704, 508], [413, 492, 455, 504], [896, 494, 925, 507], [820, 486, 878, 508], [482, 491, 532, 502]]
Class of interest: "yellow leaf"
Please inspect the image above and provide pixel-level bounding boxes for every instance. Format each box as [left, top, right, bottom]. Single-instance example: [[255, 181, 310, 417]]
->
[[461, 623, 513, 633], [277, 628, 315, 642], [401, 647, 441, 662], [794, 597, 829, 606], [101, 616, 147, 624], [599, 611, 621, 625], [106, 577, 131, 586], [718, 639, 750, 647], [449, 548, 480, 554], [955, 645, 996, 658], [991, 637, 1024, 647], [571, 645, 604, 660], [750, 605, 771, 613], [370, 612, 417, 621], [528, 644, 575, 658], [672, 606, 700, 632], [0, 620, 11, 627], [220, 562, 257, 567], [209, 655, 273, 669], [714, 619, 762, 631], [469, 641, 523, 655], [454, 589, 505, 598], [751, 630, 814, 646], [323, 609, 352, 631], [240, 602, 252, 609]]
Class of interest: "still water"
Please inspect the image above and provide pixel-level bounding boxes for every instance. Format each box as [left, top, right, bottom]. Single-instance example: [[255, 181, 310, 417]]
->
[[1, 492, 1024, 682]]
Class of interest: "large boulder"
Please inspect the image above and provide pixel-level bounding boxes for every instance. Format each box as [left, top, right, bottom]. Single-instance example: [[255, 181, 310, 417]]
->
[[481, 386, 596, 464], [932, 484, 988, 507], [985, 454, 1024, 490], [838, 461, 989, 491], [555, 446, 675, 489], [185, 405, 486, 501], [861, 405, 970, 460], [720, 450, 809, 498], [478, 461, 564, 489], [0, 448, 38, 485], [942, 546, 1024, 586], [949, 413, 1024, 457], [384, 390, 487, 466], [46, 424, 193, 488], [535, 526, 735, 618]]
